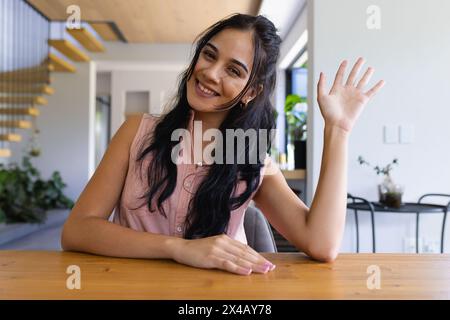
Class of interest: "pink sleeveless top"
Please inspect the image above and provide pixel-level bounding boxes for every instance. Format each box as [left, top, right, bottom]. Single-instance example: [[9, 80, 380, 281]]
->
[[112, 110, 267, 244]]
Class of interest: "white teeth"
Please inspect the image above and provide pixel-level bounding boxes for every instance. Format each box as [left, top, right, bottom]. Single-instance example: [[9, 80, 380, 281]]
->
[[198, 81, 216, 96]]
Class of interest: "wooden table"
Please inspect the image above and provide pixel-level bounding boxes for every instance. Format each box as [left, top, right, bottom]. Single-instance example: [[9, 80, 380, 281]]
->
[[1, 251, 450, 299]]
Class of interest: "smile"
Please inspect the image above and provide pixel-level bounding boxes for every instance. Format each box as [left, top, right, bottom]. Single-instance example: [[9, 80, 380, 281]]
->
[[195, 79, 219, 97]]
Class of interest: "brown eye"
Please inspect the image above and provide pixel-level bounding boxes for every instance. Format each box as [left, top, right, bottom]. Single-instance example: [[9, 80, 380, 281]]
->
[[229, 67, 240, 76], [203, 51, 214, 59]]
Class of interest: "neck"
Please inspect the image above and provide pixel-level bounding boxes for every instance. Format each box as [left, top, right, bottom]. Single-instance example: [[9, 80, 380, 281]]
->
[[190, 109, 229, 165], [192, 109, 229, 132]]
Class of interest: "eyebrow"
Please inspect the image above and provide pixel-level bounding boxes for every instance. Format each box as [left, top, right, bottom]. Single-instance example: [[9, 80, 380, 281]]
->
[[204, 43, 249, 74]]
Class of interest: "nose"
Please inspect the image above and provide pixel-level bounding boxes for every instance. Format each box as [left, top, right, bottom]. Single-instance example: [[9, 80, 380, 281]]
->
[[202, 63, 222, 84]]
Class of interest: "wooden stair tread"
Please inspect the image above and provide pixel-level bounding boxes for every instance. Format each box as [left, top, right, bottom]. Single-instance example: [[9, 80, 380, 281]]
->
[[0, 120, 32, 129], [0, 149, 12, 157], [0, 96, 47, 105], [0, 64, 52, 82], [0, 107, 40, 116], [0, 133, 22, 142], [0, 84, 54, 95], [42, 85, 55, 95], [0, 75, 52, 83], [67, 27, 105, 52], [0, 63, 53, 75], [0, 73, 50, 82], [48, 39, 90, 62], [47, 53, 76, 72]]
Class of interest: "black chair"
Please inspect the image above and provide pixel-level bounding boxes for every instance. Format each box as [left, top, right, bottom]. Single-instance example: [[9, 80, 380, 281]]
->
[[347, 193, 376, 253], [347, 193, 450, 253], [417, 194, 450, 253]]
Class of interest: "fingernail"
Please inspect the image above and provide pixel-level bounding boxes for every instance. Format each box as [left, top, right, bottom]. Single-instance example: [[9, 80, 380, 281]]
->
[[245, 268, 252, 275], [254, 264, 268, 273], [263, 262, 273, 269], [270, 264, 276, 271]]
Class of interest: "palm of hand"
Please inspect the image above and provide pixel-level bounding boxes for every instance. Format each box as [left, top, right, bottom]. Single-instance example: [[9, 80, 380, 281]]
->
[[317, 58, 385, 133]]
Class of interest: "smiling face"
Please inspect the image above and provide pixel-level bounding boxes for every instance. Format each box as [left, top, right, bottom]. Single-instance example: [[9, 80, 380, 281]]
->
[[187, 28, 257, 114]]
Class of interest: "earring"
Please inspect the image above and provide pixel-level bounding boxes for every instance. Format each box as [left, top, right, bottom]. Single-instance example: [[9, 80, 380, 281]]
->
[[241, 100, 249, 109]]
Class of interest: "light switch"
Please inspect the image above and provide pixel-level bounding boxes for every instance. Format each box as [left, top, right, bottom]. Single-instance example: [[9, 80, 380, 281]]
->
[[383, 125, 398, 144], [399, 124, 414, 144]]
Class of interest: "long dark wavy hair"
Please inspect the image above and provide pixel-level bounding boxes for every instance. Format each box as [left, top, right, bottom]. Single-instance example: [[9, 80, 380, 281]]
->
[[135, 13, 282, 239]]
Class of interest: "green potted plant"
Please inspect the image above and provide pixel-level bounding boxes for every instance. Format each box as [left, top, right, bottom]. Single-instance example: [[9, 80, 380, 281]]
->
[[0, 155, 74, 224], [285, 94, 307, 169], [358, 156, 403, 208]]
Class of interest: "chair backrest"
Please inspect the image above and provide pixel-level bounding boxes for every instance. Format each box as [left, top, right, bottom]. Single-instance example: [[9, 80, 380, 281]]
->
[[244, 206, 278, 253], [418, 193, 450, 209]]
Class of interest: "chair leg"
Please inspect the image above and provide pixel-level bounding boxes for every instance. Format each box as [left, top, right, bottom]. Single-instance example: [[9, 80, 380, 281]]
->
[[441, 211, 447, 253], [354, 210, 360, 253], [416, 212, 420, 254], [370, 210, 376, 253]]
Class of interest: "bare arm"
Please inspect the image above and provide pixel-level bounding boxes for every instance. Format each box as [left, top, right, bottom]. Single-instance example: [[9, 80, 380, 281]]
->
[[305, 125, 348, 260], [254, 58, 385, 262], [62, 216, 182, 259], [61, 115, 183, 259], [253, 128, 348, 262]]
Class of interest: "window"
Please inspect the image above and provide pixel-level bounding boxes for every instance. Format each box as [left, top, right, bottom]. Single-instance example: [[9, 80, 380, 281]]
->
[[284, 50, 308, 152]]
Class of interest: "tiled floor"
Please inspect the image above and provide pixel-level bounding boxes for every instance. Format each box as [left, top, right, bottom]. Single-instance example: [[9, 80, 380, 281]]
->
[[0, 224, 63, 250]]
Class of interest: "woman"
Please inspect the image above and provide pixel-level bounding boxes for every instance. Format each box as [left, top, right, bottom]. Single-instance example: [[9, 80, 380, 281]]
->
[[61, 14, 384, 276]]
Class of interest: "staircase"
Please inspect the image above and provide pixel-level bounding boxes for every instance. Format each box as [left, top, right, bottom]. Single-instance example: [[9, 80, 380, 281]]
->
[[1, 0, 109, 158]]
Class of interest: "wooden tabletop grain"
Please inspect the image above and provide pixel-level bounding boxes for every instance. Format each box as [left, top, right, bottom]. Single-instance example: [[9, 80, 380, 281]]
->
[[1, 251, 449, 299]]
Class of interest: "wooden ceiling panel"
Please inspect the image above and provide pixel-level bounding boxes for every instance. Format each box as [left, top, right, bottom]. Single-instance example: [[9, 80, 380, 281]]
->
[[27, 0, 261, 43]]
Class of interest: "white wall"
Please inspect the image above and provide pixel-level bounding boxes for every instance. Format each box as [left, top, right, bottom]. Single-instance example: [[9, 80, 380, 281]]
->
[[92, 42, 192, 136], [109, 68, 183, 136], [92, 42, 193, 62], [306, 0, 450, 253]]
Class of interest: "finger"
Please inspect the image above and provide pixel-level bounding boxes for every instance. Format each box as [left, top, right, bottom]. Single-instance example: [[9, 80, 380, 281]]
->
[[364, 80, 385, 98], [217, 235, 274, 267], [213, 256, 253, 276], [330, 60, 348, 93], [346, 57, 365, 86], [223, 241, 267, 267], [356, 67, 374, 89], [228, 239, 274, 267], [317, 72, 326, 98], [218, 249, 271, 274]]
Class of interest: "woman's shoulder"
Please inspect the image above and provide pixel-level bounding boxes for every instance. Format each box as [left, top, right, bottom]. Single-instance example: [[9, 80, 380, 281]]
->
[[111, 115, 142, 149], [122, 113, 159, 137], [126, 113, 160, 128], [125, 113, 163, 156], [260, 154, 280, 180]]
